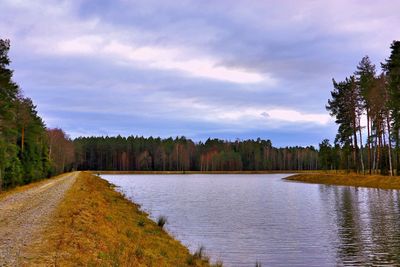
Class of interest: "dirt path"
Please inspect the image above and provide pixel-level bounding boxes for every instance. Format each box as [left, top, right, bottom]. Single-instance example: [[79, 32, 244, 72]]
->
[[0, 172, 78, 266]]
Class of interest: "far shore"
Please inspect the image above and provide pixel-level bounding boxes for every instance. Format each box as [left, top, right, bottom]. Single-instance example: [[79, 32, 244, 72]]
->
[[285, 172, 400, 190], [93, 170, 304, 175], [90, 170, 400, 190]]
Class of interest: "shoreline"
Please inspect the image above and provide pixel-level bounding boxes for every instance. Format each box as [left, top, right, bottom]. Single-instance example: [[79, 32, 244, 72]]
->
[[5, 171, 400, 265], [23, 172, 212, 266], [98, 170, 400, 190], [93, 170, 304, 175], [284, 173, 400, 190]]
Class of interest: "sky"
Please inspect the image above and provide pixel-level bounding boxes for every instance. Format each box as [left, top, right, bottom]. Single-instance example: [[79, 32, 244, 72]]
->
[[1, 0, 400, 147]]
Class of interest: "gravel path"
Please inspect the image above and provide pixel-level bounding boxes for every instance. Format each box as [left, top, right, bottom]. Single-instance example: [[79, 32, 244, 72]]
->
[[0, 172, 78, 266]]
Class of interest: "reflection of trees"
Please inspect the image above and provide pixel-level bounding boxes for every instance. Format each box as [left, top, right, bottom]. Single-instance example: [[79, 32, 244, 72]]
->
[[366, 189, 400, 264], [333, 187, 368, 265], [319, 185, 400, 265]]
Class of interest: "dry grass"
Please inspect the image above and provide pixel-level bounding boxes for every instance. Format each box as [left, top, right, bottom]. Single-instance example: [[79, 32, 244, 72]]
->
[[285, 172, 400, 190], [23, 172, 211, 266]]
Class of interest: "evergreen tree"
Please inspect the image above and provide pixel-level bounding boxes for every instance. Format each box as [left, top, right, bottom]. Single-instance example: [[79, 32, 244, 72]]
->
[[355, 56, 376, 174], [327, 77, 362, 171], [382, 41, 400, 174], [0, 39, 22, 189], [0, 39, 58, 190], [319, 139, 333, 170]]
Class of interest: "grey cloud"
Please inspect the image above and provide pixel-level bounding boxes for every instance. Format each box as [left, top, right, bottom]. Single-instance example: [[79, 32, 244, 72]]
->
[[2, 0, 400, 145]]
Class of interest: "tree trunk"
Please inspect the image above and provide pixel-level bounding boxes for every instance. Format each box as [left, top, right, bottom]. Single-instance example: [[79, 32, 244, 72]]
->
[[386, 115, 393, 176], [397, 128, 400, 175], [372, 128, 377, 173], [367, 111, 371, 174], [353, 118, 358, 172], [358, 117, 365, 174], [378, 124, 382, 174]]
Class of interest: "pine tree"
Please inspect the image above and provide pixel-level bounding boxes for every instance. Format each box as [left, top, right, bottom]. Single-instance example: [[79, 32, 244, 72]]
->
[[327, 76, 363, 171], [0, 39, 22, 189], [355, 56, 376, 174], [382, 41, 400, 175]]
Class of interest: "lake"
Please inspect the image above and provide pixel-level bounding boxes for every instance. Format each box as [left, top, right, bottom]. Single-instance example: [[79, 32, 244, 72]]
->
[[102, 174, 400, 266]]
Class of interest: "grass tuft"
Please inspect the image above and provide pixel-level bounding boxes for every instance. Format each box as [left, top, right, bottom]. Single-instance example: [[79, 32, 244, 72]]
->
[[186, 255, 196, 265], [134, 247, 144, 258], [157, 215, 167, 228], [192, 245, 211, 264], [137, 218, 145, 227], [212, 260, 224, 267], [194, 245, 205, 259], [125, 229, 133, 239]]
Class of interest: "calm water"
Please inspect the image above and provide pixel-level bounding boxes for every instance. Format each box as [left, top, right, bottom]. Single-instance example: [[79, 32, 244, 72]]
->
[[102, 174, 400, 266]]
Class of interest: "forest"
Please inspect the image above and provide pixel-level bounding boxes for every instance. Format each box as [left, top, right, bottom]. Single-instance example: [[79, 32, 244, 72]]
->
[[320, 40, 400, 175], [72, 39, 400, 175], [74, 136, 319, 171], [1, 38, 400, 190], [0, 39, 74, 190]]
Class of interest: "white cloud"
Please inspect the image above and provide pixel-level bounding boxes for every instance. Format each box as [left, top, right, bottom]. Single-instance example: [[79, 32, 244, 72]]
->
[[51, 37, 270, 84], [212, 107, 331, 125], [56, 35, 104, 55], [266, 108, 331, 124], [155, 96, 332, 126], [2, 0, 272, 85]]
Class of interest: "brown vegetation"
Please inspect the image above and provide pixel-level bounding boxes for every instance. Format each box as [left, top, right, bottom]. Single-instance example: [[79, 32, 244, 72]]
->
[[23, 172, 211, 266], [47, 128, 75, 174], [285, 172, 400, 190]]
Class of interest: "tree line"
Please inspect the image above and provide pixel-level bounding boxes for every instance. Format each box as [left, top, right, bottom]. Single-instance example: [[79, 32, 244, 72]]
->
[[0, 39, 74, 190], [2, 38, 399, 190], [320, 40, 400, 175], [74, 136, 319, 171]]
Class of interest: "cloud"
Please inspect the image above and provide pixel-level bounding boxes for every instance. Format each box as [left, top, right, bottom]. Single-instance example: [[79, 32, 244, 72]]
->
[[48, 35, 271, 84], [101, 41, 269, 84], [2, 0, 272, 85], [1, 0, 399, 146]]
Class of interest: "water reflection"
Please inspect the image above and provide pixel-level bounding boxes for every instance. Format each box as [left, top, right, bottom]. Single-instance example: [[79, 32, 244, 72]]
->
[[320, 185, 400, 266], [103, 174, 400, 266]]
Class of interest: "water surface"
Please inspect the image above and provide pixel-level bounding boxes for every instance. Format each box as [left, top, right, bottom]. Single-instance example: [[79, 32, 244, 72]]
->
[[102, 174, 400, 266]]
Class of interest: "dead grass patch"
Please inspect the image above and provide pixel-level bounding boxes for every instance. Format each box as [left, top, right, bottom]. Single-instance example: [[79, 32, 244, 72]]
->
[[285, 172, 400, 190], [23, 172, 211, 266]]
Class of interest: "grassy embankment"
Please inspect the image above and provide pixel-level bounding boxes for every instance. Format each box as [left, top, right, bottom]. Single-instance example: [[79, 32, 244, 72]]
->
[[23, 172, 215, 266], [285, 172, 400, 190]]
